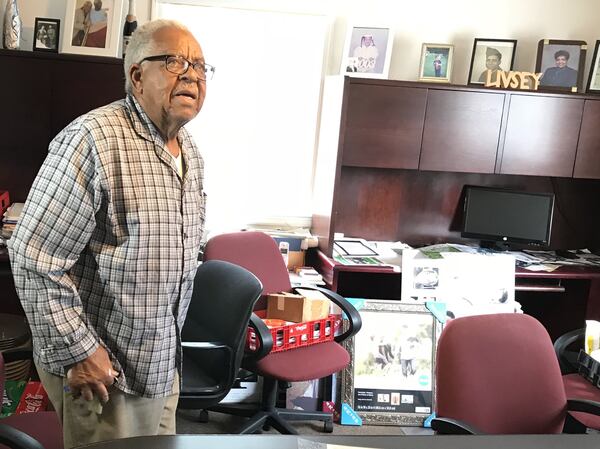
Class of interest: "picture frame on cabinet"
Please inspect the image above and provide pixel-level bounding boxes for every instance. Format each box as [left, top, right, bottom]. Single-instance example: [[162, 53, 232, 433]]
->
[[536, 39, 587, 93], [62, 0, 124, 57], [586, 40, 600, 93], [340, 25, 394, 79], [418, 43, 454, 83], [468, 38, 517, 86], [33, 18, 60, 53], [341, 300, 441, 425]]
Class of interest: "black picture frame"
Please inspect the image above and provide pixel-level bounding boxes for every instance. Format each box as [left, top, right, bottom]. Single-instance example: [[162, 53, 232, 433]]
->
[[33, 18, 60, 53], [586, 40, 600, 94], [467, 38, 518, 86], [536, 39, 587, 93]]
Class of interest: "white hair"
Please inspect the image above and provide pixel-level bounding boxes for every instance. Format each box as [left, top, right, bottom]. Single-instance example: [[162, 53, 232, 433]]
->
[[123, 19, 191, 94]]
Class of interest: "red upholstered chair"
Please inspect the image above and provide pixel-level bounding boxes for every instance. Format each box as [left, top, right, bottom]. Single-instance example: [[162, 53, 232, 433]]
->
[[432, 313, 600, 435], [202, 231, 362, 434], [553, 328, 600, 431], [0, 351, 63, 449]]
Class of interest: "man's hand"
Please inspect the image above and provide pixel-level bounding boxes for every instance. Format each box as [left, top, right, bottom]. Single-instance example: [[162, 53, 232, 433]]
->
[[66, 346, 118, 403]]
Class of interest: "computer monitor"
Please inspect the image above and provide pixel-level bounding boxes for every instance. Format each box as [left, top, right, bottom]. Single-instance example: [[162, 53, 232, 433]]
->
[[461, 186, 555, 250]]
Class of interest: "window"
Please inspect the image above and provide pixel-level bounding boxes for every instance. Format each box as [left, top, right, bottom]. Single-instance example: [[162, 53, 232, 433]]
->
[[155, 1, 330, 231]]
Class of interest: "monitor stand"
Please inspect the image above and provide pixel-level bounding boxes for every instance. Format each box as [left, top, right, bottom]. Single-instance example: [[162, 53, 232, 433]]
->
[[479, 240, 515, 252]]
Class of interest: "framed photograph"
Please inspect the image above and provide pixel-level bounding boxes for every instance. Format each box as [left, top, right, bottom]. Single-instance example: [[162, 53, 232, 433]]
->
[[340, 25, 394, 79], [341, 301, 441, 425], [467, 38, 517, 85], [418, 43, 454, 83], [587, 41, 600, 94], [33, 18, 60, 53], [536, 39, 587, 93], [61, 0, 124, 57]]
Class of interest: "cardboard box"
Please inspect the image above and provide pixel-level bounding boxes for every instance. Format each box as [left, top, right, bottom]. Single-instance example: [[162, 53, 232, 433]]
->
[[267, 292, 330, 323]]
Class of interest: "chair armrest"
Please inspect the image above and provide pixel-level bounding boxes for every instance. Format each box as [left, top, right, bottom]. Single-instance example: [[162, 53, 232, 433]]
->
[[0, 423, 45, 449], [244, 313, 273, 360], [430, 417, 481, 435], [554, 328, 584, 373], [292, 285, 362, 343], [567, 398, 600, 415]]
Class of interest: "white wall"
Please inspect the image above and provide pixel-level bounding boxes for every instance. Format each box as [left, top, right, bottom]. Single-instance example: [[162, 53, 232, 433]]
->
[[5, 0, 599, 84]]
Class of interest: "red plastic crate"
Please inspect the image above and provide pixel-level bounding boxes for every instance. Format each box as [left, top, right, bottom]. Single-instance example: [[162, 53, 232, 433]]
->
[[246, 314, 336, 354], [0, 191, 9, 217]]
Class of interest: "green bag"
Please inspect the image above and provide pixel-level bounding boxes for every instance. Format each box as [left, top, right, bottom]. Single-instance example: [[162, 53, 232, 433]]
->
[[1, 380, 27, 418]]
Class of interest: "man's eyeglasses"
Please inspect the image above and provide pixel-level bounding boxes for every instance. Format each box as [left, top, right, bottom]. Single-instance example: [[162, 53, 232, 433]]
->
[[140, 54, 216, 80]]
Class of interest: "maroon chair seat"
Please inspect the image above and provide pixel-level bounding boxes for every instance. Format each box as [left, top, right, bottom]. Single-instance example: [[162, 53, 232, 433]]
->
[[250, 341, 350, 382], [562, 374, 600, 429], [202, 231, 361, 434], [1, 412, 63, 449], [432, 313, 600, 435]]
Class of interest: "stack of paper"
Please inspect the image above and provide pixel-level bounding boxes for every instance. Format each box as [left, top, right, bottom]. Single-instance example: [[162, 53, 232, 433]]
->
[[1, 202, 24, 245]]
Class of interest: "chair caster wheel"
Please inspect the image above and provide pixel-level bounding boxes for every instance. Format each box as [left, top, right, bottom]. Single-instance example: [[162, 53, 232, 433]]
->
[[198, 410, 209, 423], [324, 420, 334, 433]]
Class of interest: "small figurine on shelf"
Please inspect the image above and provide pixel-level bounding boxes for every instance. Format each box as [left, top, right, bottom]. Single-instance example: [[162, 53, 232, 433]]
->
[[3, 0, 21, 49]]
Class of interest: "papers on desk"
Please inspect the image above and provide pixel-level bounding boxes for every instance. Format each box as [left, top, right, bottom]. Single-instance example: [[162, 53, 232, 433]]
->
[[401, 248, 521, 319], [332, 238, 411, 271]]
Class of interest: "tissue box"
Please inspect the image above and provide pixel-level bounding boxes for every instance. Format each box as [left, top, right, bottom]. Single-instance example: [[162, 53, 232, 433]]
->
[[267, 291, 330, 323]]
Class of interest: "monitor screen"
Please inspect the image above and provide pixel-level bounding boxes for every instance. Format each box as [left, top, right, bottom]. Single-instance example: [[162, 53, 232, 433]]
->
[[461, 186, 554, 247]]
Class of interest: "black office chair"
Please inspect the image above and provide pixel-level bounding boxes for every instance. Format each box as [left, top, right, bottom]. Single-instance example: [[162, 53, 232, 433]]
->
[[177, 260, 263, 412], [554, 328, 600, 431]]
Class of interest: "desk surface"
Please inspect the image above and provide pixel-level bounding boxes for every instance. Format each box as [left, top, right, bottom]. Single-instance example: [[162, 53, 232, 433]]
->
[[78, 434, 600, 449]]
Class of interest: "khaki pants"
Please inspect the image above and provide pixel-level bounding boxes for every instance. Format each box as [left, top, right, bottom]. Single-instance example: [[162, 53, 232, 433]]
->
[[36, 362, 179, 449]]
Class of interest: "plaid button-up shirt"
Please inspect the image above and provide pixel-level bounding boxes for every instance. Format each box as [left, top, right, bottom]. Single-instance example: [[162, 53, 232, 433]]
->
[[9, 95, 206, 398]]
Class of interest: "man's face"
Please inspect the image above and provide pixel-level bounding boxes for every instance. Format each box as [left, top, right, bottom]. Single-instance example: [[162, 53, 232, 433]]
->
[[485, 55, 501, 71], [556, 56, 568, 68], [133, 27, 207, 132], [94, 0, 102, 11]]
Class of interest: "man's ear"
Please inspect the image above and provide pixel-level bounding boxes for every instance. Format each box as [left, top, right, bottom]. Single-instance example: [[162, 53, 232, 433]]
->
[[129, 64, 143, 94]]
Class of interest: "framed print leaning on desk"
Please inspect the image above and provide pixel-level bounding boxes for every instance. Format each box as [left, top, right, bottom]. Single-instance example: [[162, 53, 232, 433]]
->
[[341, 301, 441, 425]]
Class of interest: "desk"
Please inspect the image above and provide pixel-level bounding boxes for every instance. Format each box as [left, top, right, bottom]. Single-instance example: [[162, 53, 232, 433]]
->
[[79, 434, 600, 449], [308, 249, 600, 341]]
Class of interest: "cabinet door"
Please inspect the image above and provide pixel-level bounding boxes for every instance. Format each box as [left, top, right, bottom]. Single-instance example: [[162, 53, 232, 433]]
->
[[500, 95, 583, 177], [420, 90, 504, 173], [574, 100, 600, 179], [342, 84, 427, 169]]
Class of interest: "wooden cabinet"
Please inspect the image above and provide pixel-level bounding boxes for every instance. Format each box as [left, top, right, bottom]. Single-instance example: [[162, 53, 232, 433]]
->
[[499, 94, 583, 177], [420, 89, 504, 173], [312, 77, 600, 257], [342, 83, 426, 169], [0, 49, 124, 203], [574, 100, 600, 179]]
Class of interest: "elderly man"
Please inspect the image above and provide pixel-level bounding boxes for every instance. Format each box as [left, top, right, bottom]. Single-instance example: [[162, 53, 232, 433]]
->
[[71, 0, 92, 46], [9, 19, 210, 448], [541, 49, 579, 88]]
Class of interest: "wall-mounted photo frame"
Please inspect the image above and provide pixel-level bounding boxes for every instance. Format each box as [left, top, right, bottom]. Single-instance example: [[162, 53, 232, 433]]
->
[[340, 25, 394, 79], [536, 39, 587, 93], [418, 43, 454, 83], [342, 300, 441, 425], [33, 18, 60, 53], [467, 38, 517, 86], [587, 41, 600, 94], [61, 0, 124, 58]]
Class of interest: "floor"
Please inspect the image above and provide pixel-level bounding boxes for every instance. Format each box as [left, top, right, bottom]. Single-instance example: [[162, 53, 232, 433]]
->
[[176, 409, 434, 436]]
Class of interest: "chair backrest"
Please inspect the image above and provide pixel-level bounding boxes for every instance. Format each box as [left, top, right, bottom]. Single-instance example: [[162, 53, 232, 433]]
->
[[435, 313, 568, 434], [180, 260, 263, 406], [203, 231, 291, 308]]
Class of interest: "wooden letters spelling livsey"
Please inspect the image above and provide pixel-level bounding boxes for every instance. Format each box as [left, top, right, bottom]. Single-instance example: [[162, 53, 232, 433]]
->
[[484, 70, 543, 90]]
